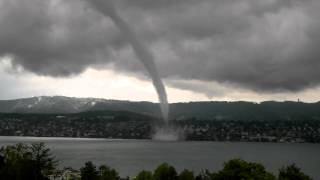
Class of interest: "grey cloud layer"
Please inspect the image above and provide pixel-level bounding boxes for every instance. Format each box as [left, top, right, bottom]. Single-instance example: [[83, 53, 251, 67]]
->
[[1, 0, 320, 93]]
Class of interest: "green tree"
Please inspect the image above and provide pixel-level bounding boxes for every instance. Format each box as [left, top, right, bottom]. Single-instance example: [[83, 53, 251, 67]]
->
[[210, 159, 276, 180], [30, 142, 58, 176], [98, 165, 120, 180], [153, 163, 177, 180], [179, 169, 195, 180], [80, 161, 98, 180], [0, 154, 4, 172], [278, 164, 312, 180], [134, 170, 153, 180], [0, 143, 58, 180], [195, 170, 211, 180]]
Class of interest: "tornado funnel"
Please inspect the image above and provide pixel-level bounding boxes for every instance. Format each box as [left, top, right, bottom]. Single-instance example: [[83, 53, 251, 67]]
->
[[86, 0, 169, 122]]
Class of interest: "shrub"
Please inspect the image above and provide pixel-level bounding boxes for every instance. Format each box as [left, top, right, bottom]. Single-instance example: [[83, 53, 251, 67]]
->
[[99, 165, 120, 180], [179, 169, 195, 180], [153, 163, 178, 180], [210, 159, 276, 180], [80, 161, 98, 180], [279, 164, 312, 180], [134, 170, 153, 180]]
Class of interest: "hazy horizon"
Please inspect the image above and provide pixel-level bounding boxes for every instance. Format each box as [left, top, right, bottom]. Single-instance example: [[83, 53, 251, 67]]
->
[[0, 95, 319, 104]]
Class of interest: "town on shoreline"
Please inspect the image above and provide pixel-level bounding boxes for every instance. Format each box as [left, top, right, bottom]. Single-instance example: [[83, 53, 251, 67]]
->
[[0, 112, 319, 143]]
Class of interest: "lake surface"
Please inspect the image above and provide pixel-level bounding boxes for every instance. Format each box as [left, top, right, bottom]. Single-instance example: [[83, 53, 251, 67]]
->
[[0, 136, 319, 179]]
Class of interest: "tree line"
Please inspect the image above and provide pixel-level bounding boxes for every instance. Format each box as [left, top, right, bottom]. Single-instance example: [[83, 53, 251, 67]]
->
[[0, 143, 313, 180]]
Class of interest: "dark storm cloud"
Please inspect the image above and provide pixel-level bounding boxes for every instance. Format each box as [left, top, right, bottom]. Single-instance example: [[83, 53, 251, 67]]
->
[[1, 0, 320, 93], [0, 0, 127, 76]]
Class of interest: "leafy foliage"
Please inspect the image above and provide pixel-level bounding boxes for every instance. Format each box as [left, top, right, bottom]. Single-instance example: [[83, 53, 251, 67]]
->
[[134, 170, 153, 180], [279, 164, 312, 180], [80, 162, 120, 180], [0, 142, 58, 180], [153, 163, 178, 180], [179, 169, 195, 180], [99, 165, 120, 180], [210, 159, 276, 180], [80, 161, 99, 180]]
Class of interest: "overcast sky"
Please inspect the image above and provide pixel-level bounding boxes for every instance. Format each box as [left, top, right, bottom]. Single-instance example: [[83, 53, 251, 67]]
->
[[1, 0, 320, 102]]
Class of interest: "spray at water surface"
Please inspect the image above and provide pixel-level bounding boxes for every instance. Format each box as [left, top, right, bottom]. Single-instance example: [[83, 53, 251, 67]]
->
[[86, 0, 169, 122]]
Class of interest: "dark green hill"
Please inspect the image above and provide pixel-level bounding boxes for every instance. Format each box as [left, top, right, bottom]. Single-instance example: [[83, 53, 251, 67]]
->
[[0, 96, 319, 121]]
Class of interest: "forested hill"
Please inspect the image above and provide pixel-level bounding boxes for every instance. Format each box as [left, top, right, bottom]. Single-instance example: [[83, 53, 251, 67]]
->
[[0, 96, 319, 120]]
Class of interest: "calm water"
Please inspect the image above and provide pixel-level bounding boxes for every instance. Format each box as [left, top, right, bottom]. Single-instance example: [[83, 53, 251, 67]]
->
[[0, 136, 319, 179]]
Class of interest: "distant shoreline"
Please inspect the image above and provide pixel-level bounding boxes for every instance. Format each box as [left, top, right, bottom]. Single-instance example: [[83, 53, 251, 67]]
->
[[1, 111, 319, 143], [0, 136, 138, 141], [0, 136, 318, 144]]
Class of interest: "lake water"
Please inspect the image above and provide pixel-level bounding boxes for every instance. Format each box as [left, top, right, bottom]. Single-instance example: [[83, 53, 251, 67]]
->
[[0, 136, 319, 179]]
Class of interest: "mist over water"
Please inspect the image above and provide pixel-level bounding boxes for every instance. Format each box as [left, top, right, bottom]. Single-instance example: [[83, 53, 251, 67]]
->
[[86, 0, 169, 122], [152, 125, 185, 141]]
